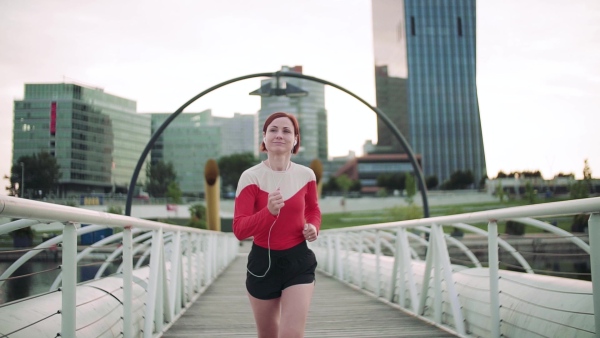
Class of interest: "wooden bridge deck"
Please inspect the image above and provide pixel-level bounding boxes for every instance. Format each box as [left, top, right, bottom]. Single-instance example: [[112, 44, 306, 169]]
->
[[163, 242, 457, 337]]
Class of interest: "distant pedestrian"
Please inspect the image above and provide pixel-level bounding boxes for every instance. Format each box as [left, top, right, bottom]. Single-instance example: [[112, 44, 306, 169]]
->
[[233, 112, 321, 338]]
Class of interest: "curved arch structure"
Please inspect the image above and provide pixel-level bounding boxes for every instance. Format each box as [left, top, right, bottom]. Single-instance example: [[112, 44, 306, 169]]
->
[[125, 71, 430, 217]]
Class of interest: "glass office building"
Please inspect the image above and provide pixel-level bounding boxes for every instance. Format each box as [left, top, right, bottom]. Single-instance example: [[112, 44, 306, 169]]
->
[[12, 83, 150, 197], [147, 110, 220, 195], [146, 110, 256, 195], [372, 0, 487, 185], [256, 66, 328, 165]]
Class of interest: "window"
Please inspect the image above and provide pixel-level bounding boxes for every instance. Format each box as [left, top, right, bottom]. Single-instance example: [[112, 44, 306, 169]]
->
[[410, 16, 416, 36], [457, 17, 463, 36]]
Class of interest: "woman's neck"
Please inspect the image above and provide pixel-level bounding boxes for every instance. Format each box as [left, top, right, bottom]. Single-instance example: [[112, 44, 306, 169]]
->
[[265, 157, 291, 171]]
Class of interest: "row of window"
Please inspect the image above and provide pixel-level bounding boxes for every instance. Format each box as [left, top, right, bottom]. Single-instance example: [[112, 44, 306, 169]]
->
[[410, 16, 465, 37]]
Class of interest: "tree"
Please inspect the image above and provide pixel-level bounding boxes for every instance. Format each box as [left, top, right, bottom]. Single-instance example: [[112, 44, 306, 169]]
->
[[322, 175, 340, 195], [495, 181, 506, 202], [7, 151, 61, 198], [583, 158, 592, 181], [376, 173, 406, 194], [167, 181, 182, 203], [350, 179, 362, 192], [217, 153, 257, 192], [441, 170, 474, 190], [569, 159, 593, 200], [187, 203, 207, 229], [425, 175, 438, 190], [146, 161, 177, 197], [524, 181, 536, 204], [405, 172, 416, 204], [336, 174, 353, 197]]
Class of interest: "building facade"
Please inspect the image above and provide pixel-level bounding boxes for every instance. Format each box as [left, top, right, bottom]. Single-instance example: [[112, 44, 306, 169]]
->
[[335, 153, 422, 195], [256, 66, 328, 165], [217, 113, 258, 158], [146, 110, 220, 196], [372, 0, 487, 185], [12, 83, 150, 197], [146, 110, 257, 195]]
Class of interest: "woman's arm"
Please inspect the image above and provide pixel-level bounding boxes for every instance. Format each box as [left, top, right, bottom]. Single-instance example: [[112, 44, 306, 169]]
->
[[232, 185, 276, 240], [304, 180, 321, 233]]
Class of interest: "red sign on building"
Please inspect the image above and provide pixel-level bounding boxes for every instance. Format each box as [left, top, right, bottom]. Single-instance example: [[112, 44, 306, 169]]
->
[[50, 102, 57, 136]]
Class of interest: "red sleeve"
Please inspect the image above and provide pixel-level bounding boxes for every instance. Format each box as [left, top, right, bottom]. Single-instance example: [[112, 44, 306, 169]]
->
[[232, 184, 276, 241], [304, 180, 321, 233]]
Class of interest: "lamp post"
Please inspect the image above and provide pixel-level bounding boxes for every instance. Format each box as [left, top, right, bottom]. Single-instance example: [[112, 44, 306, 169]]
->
[[125, 71, 429, 218], [20, 162, 24, 199]]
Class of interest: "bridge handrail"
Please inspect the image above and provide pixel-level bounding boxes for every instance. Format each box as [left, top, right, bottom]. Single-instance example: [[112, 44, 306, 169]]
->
[[313, 197, 600, 337], [0, 195, 238, 338]]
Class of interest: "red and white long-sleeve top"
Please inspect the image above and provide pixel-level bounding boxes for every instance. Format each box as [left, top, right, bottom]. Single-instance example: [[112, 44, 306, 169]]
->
[[233, 162, 321, 250]]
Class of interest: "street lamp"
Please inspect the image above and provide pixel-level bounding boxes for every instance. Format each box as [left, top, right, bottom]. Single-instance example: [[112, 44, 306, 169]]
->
[[20, 162, 24, 199], [124, 71, 430, 218], [249, 72, 308, 97]]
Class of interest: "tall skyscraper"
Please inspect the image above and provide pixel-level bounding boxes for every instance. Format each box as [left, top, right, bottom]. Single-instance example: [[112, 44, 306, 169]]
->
[[255, 66, 328, 164], [375, 65, 409, 153], [372, 0, 487, 185], [12, 83, 150, 197]]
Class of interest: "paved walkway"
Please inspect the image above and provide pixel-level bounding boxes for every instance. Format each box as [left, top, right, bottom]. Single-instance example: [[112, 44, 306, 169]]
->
[[162, 241, 457, 338]]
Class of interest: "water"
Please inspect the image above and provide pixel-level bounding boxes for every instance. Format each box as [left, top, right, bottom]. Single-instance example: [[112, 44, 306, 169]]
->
[[0, 258, 119, 305]]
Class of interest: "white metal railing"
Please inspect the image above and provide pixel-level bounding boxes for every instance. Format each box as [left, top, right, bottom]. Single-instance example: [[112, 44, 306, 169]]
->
[[312, 197, 600, 338], [0, 195, 238, 338]]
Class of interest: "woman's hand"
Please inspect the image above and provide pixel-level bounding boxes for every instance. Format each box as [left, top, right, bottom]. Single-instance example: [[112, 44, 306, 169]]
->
[[268, 188, 285, 215], [303, 223, 318, 242]]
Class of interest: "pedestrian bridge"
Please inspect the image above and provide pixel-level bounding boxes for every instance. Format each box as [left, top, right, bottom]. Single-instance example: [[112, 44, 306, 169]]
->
[[0, 195, 598, 337]]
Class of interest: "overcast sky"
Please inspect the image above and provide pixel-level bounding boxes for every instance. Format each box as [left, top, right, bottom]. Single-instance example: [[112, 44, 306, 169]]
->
[[1, 0, 599, 194]]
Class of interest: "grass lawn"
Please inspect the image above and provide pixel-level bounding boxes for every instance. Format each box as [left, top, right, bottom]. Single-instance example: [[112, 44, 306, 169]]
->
[[320, 196, 579, 235]]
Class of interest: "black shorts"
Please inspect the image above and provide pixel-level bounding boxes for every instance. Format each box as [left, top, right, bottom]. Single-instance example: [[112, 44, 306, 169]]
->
[[246, 241, 317, 300]]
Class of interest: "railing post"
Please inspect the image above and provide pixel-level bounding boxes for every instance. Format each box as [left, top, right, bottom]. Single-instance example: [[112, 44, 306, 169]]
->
[[122, 226, 133, 338], [432, 227, 442, 324], [375, 230, 382, 297], [588, 213, 600, 338], [418, 229, 434, 316], [327, 235, 334, 275], [186, 233, 193, 302], [169, 231, 182, 318], [203, 234, 211, 286], [144, 229, 163, 338], [433, 224, 465, 334], [196, 234, 203, 290], [389, 228, 402, 304], [488, 220, 501, 338], [358, 231, 364, 289], [335, 234, 343, 279], [61, 221, 78, 338]]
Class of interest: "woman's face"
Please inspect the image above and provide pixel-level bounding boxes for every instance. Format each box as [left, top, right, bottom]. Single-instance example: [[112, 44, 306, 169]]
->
[[264, 117, 296, 154]]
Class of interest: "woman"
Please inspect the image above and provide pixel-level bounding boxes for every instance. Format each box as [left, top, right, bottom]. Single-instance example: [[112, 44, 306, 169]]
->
[[233, 111, 321, 338]]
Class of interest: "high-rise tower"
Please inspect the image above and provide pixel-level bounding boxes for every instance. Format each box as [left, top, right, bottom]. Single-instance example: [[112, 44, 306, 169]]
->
[[255, 66, 328, 164], [372, 0, 487, 185]]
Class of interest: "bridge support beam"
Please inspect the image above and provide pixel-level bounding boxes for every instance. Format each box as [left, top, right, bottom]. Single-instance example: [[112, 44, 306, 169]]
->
[[589, 213, 600, 338], [488, 221, 501, 338], [61, 222, 77, 338], [123, 226, 133, 338]]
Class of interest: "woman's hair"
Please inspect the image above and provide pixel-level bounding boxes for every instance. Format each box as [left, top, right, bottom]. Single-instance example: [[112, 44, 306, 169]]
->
[[260, 112, 301, 154]]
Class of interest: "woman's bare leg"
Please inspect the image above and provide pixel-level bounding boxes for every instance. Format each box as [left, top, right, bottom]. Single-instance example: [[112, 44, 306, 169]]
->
[[248, 293, 281, 338], [279, 282, 315, 338]]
